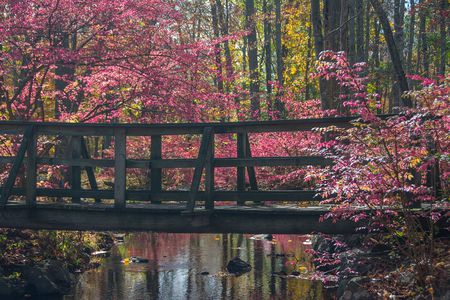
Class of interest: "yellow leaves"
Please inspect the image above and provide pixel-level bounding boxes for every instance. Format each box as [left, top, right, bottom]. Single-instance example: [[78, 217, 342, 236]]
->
[[290, 66, 297, 75], [409, 157, 421, 167], [360, 186, 371, 192], [405, 173, 414, 181]]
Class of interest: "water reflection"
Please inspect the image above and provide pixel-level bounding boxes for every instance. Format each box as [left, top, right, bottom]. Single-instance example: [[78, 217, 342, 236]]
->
[[71, 233, 327, 300]]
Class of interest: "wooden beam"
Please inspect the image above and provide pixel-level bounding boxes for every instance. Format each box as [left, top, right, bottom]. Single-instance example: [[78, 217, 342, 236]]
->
[[186, 127, 212, 212], [150, 135, 162, 204], [69, 136, 82, 203], [6, 188, 320, 202], [114, 128, 126, 209], [25, 130, 37, 207], [0, 115, 379, 136], [237, 133, 246, 205], [80, 137, 100, 203], [245, 134, 258, 191], [214, 156, 333, 167], [205, 129, 214, 210], [0, 126, 33, 207]]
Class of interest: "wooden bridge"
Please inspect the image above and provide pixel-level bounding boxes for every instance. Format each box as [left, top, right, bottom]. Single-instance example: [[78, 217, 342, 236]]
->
[[0, 117, 360, 234]]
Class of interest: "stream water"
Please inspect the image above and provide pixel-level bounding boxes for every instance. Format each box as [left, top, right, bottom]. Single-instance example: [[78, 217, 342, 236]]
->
[[65, 233, 330, 300]]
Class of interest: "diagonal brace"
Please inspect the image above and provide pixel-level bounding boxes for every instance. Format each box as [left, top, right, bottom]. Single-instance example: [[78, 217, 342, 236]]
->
[[185, 127, 213, 212], [0, 126, 34, 206]]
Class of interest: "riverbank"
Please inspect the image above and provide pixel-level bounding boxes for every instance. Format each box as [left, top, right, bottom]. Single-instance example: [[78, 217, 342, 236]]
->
[[311, 234, 450, 300], [0, 229, 114, 299]]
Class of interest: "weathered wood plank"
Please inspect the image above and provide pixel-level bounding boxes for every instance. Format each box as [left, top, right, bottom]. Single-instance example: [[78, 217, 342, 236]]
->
[[0, 126, 33, 206], [81, 137, 100, 203], [236, 133, 246, 205], [25, 130, 37, 207], [214, 156, 333, 167], [114, 128, 126, 208], [5, 187, 320, 202], [205, 130, 214, 210], [186, 127, 212, 212], [150, 135, 162, 204], [69, 136, 82, 203], [0, 115, 370, 136], [245, 134, 258, 192]]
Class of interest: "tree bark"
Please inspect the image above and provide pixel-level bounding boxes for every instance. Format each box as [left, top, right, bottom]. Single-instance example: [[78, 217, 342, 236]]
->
[[311, 0, 329, 109], [245, 0, 260, 116], [439, 0, 447, 75], [263, 0, 273, 95], [216, 0, 234, 89], [274, 0, 285, 116], [364, 0, 370, 62], [210, 0, 224, 92], [347, 0, 356, 63], [356, 0, 364, 62], [406, 0, 416, 74], [418, 0, 428, 76], [370, 0, 411, 107]]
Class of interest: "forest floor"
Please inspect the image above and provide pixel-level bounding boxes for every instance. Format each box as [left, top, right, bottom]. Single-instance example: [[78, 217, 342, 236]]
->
[[0, 229, 114, 298]]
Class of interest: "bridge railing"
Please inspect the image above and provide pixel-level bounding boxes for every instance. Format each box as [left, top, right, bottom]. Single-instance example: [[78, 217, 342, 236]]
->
[[0, 117, 357, 212]]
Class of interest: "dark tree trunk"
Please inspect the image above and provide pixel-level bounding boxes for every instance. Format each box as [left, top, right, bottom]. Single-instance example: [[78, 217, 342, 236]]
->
[[210, 0, 224, 92], [364, 0, 370, 62], [406, 0, 416, 74], [356, 0, 364, 62], [263, 0, 273, 96], [439, 0, 447, 75], [274, 0, 285, 116], [246, 0, 260, 117], [347, 0, 356, 63], [370, 0, 411, 107], [217, 0, 234, 90], [311, 0, 329, 109], [418, 0, 428, 76], [55, 32, 76, 118]]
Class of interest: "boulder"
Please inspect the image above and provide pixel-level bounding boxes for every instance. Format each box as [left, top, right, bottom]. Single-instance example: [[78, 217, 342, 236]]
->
[[338, 277, 374, 300], [226, 257, 252, 275], [40, 260, 72, 292], [20, 265, 60, 295]]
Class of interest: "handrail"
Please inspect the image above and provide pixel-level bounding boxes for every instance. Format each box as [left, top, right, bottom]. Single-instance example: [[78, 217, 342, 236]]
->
[[0, 117, 367, 210], [0, 115, 379, 135]]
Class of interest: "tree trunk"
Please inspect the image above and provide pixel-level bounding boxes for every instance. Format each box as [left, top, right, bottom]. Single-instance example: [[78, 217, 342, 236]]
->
[[439, 0, 447, 76], [274, 0, 285, 116], [347, 0, 356, 63], [263, 0, 273, 96], [370, 0, 411, 107], [356, 0, 364, 62], [339, 0, 349, 52], [246, 0, 260, 117], [406, 0, 416, 74], [311, 0, 329, 109], [210, 0, 224, 92], [418, 0, 428, 76], [217, 0, 234, 89], [364, 0, 370, 62]]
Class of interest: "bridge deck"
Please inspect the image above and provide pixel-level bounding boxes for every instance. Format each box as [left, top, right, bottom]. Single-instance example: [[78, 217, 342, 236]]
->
[[0, 202, 357, 234]]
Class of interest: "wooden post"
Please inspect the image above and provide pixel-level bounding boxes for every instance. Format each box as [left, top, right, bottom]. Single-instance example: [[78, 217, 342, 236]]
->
[[80, 137, 100, 203], [150, 135, 162, 204], [245, 133, 260, 205], [245, 134, 258, 191], [114, 128, 126, 209], [237, 133, 246, 205], [186, 127, 212, 212], [26, 130, 37, 207], [70, 136, 82, 203], [205, 129, 215, 210], [0, 126, 33, 207]]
